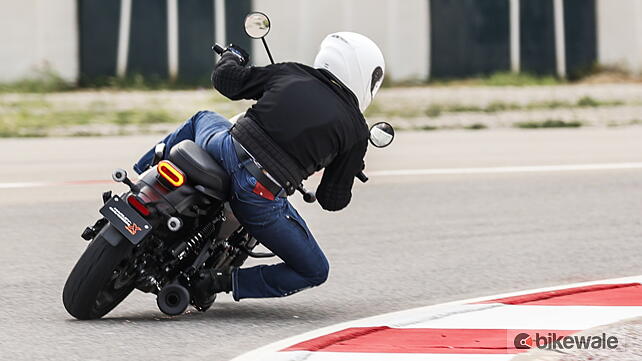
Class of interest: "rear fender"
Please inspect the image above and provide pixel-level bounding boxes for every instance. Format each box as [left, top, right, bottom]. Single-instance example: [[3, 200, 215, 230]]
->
[[100, 224, 128, 247]]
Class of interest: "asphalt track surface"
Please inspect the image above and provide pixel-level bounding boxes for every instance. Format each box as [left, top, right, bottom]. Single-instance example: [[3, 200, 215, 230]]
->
[[1, 128, 641, 361]]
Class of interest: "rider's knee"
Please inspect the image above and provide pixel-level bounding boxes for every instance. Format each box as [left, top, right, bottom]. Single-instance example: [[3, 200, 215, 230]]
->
[[190, 110, 212, 125], [307, 257, 329, 287]]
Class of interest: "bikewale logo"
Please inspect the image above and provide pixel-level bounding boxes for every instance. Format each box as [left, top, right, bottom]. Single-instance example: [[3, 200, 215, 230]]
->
[[514, 332, 621, 351], [514, 333, 533, 349], [109, 206, 141, 235]]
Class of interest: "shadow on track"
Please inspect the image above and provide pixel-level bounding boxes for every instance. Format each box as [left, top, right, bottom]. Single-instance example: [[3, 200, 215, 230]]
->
[[64, 301, 335, 324]]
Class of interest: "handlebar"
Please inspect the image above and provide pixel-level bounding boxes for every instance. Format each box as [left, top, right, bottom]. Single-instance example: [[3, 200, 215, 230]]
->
[[302, 190, 317, 203], [212, 43, 225, 55], [356, 171, 369, 183]]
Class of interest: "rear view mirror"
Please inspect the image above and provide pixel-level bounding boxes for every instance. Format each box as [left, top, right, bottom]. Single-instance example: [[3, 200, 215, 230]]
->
[[369, 122, 395, 148], [244, 12, 271, 39]]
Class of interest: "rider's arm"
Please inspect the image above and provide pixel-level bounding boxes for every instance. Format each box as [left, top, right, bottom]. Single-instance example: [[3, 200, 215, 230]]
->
[[211, 52, 276, 100], [316, 140, 368, 211]]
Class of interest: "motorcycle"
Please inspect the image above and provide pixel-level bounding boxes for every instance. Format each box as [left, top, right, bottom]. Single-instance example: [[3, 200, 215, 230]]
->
[[62, 12, 395, 320]]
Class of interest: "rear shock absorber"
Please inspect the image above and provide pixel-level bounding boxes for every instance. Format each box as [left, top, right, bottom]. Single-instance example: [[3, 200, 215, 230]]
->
[[170, 221, 216, 260]]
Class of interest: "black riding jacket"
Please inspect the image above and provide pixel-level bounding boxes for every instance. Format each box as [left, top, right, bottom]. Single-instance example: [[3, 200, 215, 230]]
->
[[212, 53, 369, 211]]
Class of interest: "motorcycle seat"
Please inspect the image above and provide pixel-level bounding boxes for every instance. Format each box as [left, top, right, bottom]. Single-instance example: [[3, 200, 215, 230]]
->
[[168, 140, 230, 200]]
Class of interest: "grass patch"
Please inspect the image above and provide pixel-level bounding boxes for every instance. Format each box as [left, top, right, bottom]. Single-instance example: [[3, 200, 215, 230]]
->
[[429, 71, 562, 87], [0, 108, 179, 137], [368, 95, 627, 119], [0, 68, 74, 93], [411, 123, 487, 131], [577, 96, 600, 107], [424, 105, 443, 117], [528, 100, 568, 109], [575, 96, 623, 107], [80, 74, 210, 91], [0, 90, 249, 137], [514, 119, 583, 129], [480, 72, 561, 86], [608, 119, 642, 127], [1, 70, 564, 95], [69, 130, 105, 137], [0, 69, 211, 94], [110, 109, 177, 125], [464, 123, 488, 130], [483, 102, 511, 113], [3, 66, 639, 94]]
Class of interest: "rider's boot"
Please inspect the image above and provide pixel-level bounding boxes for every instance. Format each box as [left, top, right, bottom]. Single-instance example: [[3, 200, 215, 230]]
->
[[191, 269, 232, 311]]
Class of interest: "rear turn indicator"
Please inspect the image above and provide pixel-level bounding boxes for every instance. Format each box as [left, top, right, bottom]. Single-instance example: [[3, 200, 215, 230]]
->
[[127, 195, 151, 216], [157, 160, 185, 187]]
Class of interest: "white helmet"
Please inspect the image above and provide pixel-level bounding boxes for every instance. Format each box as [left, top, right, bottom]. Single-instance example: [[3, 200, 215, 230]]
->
[[314, 32, 385, 113]]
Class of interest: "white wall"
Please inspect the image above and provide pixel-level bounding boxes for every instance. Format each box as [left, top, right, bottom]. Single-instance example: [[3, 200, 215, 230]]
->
[[0, 0, 78, 82], [251, 0, 430, 82], [597, 0, 642, 75], [1, 0, 641, 84]]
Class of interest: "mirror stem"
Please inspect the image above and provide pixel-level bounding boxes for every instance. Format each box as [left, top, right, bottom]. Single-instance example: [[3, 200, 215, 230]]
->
[[262, 37, 275, 65]]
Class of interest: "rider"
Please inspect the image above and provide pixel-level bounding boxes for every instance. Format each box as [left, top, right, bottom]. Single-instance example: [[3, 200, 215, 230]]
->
[[133, 32, 385, 308]]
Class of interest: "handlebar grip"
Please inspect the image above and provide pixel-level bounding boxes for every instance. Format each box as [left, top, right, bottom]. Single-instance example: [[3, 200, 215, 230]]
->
[[297, 185, 317, 203], [303, 191, 317, 203], [356, 171, 369, 183], [212, 44, 225, 55]]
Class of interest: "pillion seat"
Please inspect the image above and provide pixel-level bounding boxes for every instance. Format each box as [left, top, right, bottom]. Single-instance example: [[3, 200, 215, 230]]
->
[[168, 140, 230, 199]]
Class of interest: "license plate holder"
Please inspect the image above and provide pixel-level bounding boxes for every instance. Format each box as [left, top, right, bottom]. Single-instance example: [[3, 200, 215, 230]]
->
[[99, 195, 152, 244]]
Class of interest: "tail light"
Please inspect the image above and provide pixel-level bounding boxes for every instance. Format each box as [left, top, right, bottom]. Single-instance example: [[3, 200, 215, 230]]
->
[[157, 160, 185, 187], [127, 195, 151, 216]]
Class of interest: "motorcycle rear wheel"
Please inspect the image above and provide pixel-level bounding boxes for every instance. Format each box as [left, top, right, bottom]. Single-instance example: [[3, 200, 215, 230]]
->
[[62, 225, 136, 320]]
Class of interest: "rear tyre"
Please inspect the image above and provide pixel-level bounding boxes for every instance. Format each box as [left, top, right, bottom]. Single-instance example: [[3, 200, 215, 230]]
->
[[62, 225, 136, 320], [157, 283, 190, 316]]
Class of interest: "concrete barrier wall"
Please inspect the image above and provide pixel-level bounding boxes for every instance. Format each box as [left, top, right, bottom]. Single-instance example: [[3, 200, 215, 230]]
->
[[597, 0, 642, 75], [0, 0, 78, 82], [0, 0, 641, 82]]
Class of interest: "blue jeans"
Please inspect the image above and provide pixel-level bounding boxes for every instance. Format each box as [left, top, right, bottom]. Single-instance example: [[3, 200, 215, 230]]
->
[[134, 111, 329, 300]]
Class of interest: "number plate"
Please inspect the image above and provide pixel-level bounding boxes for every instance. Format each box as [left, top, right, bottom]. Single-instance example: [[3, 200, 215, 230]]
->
[[99, 195, 152, 244]]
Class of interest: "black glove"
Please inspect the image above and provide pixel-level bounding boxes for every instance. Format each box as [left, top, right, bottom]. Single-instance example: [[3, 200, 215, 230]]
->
[[224, 44, 250, 66]]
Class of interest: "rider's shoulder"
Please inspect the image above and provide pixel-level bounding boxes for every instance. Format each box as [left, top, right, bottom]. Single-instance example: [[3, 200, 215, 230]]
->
[[261, 62, 315, 74]]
